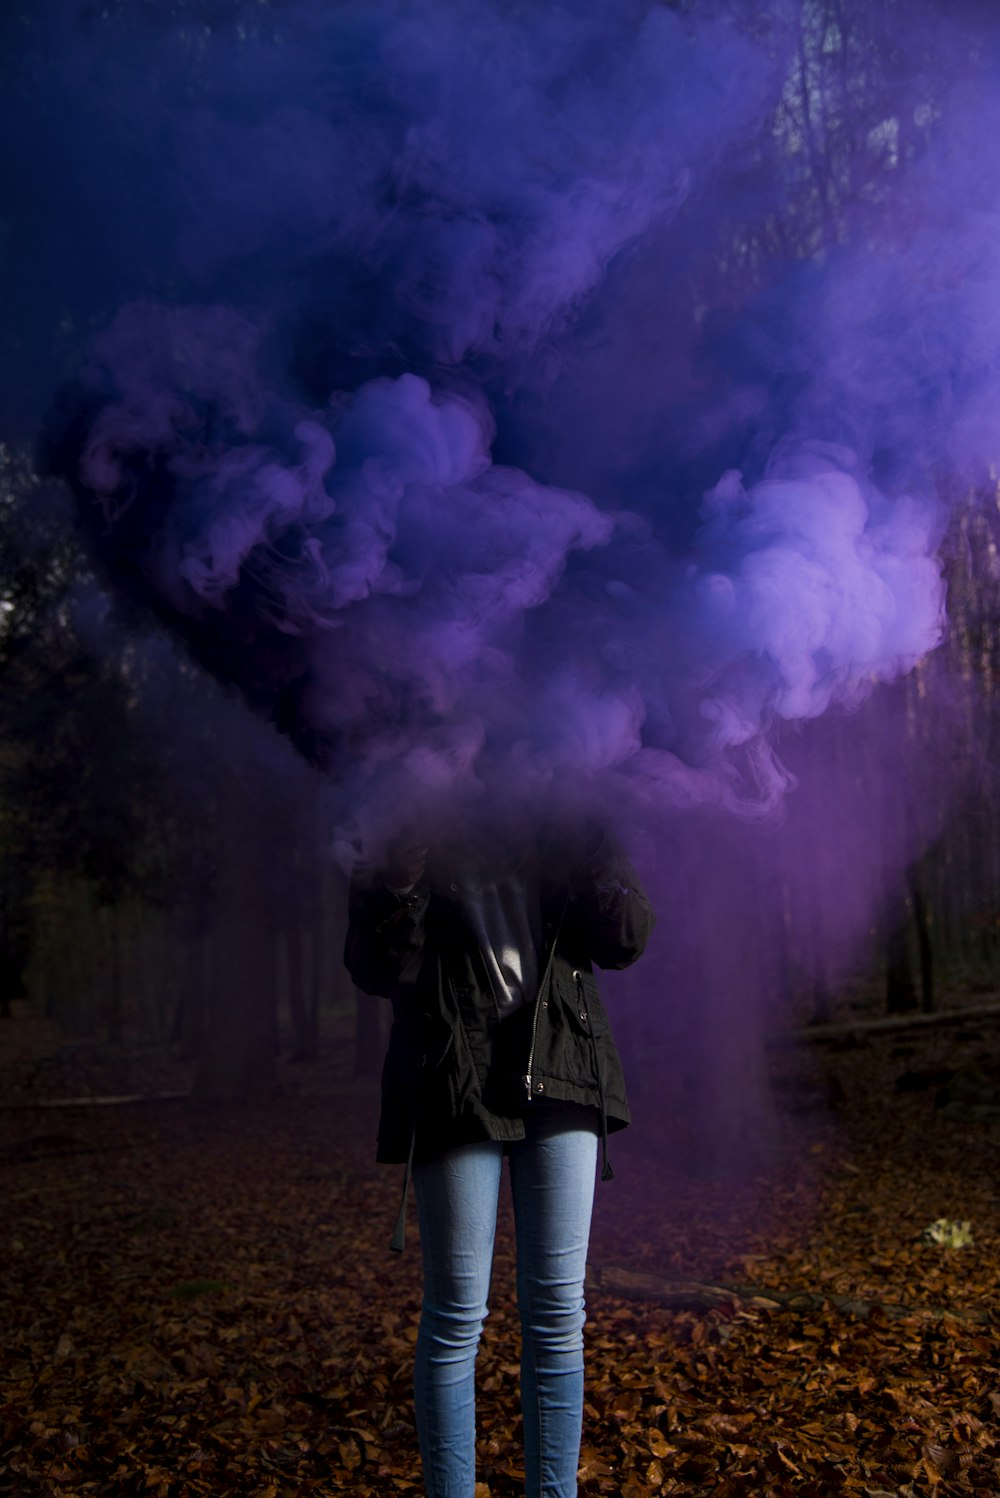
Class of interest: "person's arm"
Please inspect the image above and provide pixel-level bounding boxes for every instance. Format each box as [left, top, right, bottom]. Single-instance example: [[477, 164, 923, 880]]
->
[[343, 845, 430, 999], [564, 824, 655, 970]]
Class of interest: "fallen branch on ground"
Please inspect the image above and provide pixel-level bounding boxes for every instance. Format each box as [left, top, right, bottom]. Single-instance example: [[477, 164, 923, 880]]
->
[[588, 1263, 992, 1324], [772, 1000, 1000, 1045]]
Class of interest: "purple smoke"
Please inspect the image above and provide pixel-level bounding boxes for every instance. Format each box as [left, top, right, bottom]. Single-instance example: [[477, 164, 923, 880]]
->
[[20, 0, 998, 865]]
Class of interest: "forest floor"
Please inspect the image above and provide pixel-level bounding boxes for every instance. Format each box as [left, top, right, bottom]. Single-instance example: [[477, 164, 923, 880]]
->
[[1, 1009, 999, 1497]]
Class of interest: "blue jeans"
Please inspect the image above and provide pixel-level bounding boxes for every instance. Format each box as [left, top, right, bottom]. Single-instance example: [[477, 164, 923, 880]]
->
[[412, 1107, 598, 1498]]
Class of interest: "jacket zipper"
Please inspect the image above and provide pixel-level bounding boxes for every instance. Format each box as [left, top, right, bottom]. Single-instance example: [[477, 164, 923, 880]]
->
[[524, 896, 568, 1100]]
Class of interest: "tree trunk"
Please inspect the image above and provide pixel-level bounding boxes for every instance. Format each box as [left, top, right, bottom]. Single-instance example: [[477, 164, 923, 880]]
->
[[193, 801, 278, 1107], [105, 906, 123, 1045], [194, 914, 277, 1106], [305, 926, 321, 1053], [909, 871, 934, 1013], [353, 988, 384, 1079], [885, 901, 917, 1015], [287, 925, 319, 1061], [172, 930, 208, 1059]]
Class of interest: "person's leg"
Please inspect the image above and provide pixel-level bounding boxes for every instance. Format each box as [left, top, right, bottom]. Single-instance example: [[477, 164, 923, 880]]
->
[[509, 1108, 598, 1498], [413, 1141, 504, 1498]]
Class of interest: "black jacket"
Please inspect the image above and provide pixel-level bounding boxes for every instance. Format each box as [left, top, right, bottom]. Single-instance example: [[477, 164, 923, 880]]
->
[[344, 830, 655, 1179]]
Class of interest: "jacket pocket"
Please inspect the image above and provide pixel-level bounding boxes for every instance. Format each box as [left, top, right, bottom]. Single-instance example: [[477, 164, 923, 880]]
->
[[531, 972, 605, 1093]]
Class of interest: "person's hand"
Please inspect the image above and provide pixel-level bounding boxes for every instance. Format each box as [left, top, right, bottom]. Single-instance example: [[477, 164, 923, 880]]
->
[[565, 817, 605, 875], [381, 840, 428, 891]]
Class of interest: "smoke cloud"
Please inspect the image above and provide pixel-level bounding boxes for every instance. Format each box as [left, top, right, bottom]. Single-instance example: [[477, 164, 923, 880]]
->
[[16, 0, 1000, 854]]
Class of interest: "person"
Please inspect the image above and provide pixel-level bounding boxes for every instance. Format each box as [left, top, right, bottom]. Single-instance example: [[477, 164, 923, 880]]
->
[[344, 814, 654, 1498]]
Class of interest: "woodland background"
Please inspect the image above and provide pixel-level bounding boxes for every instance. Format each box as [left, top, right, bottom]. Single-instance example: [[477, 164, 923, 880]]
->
[[2, 1, 1000, 1494], [2, 0, 1000, 1108]]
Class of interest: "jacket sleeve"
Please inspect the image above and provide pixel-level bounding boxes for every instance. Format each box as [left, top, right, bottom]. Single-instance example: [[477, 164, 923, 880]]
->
[[343, 868, 431, 999], [564, 827, 655, 971]]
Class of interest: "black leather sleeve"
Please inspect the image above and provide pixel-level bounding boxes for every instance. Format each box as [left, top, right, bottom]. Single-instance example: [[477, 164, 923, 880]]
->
[[565, 829, 655, 971], [343, 869, 431, 999]]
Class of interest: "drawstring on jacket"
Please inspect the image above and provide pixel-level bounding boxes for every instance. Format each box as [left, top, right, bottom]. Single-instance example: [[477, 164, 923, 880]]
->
[[390, 1129, 416, 1253]]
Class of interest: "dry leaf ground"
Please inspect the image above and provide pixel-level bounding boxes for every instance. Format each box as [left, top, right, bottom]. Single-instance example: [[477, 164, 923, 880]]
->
[[1, 1019, 998, 1497]]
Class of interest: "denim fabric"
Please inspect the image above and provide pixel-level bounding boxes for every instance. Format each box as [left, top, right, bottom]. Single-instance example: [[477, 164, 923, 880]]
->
[[412, 1106, 598, 1498]]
